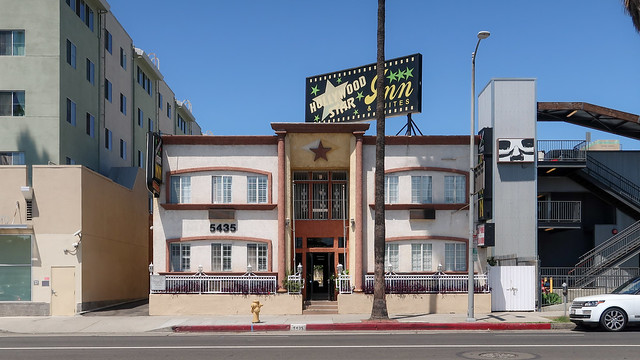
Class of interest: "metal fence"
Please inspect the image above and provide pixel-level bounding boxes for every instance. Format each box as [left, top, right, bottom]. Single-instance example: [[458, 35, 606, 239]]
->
[[361, 274, 489, 294], [537, 201, 581, 223], [536, 140, 586, 162], [151, 274, 277, 295], [540, 267, 639, 304], [286, 273, 304, 294], [336, 274, 353, 294]]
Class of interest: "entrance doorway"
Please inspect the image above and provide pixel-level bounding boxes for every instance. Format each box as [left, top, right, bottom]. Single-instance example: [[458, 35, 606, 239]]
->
[[305, 252, 335, 300]]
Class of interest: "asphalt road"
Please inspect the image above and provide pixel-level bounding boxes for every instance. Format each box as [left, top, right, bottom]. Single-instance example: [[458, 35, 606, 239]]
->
[[1, 330, 640, 360]]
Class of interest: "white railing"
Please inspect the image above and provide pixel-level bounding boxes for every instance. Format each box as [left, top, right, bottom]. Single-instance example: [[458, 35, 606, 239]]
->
[[286, 273, 304, 294], [151, 274, 277, 295], [538, 201, 581, 223], [336, 274, 353, 294], [362, 273, 489, 294]]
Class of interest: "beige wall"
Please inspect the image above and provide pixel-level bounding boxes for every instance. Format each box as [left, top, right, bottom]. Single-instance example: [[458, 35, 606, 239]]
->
[[149, 293, 302, 315], [1, 165, 149, 313], [81, 167, 149, 305], [338, 293, 491, 315], [0, 166, 28, 223]]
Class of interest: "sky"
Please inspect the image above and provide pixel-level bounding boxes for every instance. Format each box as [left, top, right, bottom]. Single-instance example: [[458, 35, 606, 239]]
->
[[107, 0, 640, 149]]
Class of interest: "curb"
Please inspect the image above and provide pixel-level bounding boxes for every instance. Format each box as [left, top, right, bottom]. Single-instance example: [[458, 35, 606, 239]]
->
[[172, 322, 553, 333]]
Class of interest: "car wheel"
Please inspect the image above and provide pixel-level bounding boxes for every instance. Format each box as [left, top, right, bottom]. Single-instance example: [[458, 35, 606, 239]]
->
[[600, 307, 627, 332]]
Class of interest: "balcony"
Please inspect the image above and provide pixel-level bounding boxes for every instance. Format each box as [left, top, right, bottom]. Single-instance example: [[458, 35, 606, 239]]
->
[[538, 200, 581, 229], [537, 140, 587, 175]]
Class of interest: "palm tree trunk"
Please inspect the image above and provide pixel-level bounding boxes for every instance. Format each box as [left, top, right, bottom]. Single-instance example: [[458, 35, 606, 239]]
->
[[370, 0, 389, 320], [624, 0, 640, 33]]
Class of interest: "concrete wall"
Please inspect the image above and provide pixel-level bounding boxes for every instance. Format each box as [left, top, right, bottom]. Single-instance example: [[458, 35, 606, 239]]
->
[[80, 167, 149, 308], [0, 0, 61, 169], [0, 165, 150, 315], [338, 292, 491, 315], [478, 79, 537, 262], [149, 293, 302, 315]]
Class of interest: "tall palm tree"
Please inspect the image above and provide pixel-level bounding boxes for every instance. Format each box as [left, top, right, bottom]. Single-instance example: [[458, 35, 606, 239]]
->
[[370, 0, 389, 320], [624, 0, 640, 33]]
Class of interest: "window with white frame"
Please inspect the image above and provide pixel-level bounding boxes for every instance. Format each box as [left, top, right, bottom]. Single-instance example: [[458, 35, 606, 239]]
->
[[0, 91, 25, 116], [385, 243, 399, 272], [444, 175, 466, 203], [384, 175, 398, 204], [411, 243, 432, 271], [169, 243, 190, 272], [247, 243, 267, 272], [445, 242, 466, 271], [247, 176, 267, 203], [170, 176, 191, 203], [411, 176, 432, 204], [0, 30, 25, 56], [0, 152, 25, 165], [212, 175, 232, 203], [211, 243, 232, 271]]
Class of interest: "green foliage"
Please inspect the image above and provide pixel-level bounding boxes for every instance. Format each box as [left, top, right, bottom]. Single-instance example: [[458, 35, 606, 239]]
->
[[542, 292, 562, 305]]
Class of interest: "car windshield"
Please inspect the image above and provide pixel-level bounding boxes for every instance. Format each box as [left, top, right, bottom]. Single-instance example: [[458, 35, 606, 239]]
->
[[612, 277, 640, 294]]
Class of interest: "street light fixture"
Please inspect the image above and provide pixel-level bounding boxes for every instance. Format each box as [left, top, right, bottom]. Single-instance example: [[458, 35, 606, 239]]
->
[[468, 30, 490, 323]]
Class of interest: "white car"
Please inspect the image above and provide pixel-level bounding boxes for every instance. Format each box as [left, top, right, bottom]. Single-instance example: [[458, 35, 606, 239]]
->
[[569, 276, 640, 331]]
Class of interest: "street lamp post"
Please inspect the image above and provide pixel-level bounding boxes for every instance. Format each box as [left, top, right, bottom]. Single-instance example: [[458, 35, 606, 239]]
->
[[468, 30, 490, 323]]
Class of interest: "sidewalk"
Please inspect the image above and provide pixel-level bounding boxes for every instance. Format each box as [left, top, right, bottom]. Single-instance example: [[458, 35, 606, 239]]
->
[[0, 310, 575, 334]]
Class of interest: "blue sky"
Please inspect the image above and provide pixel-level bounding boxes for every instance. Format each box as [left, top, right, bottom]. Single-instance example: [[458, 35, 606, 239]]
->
[[108, 0, 640, 149]]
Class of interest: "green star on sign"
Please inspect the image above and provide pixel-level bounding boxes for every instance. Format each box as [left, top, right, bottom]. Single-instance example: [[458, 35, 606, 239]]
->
[[336, 77, 342, 84], [311, 85, 319, 96], [356, 91, 364, 101], [353, 109, 359, 115], [387, 70, 398, 82], [314, 115, 320, 122], [397, 69, 406, 80], [404, 67, 414, 78]]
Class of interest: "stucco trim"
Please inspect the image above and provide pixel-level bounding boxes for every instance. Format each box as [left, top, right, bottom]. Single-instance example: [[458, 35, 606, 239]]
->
[[363, 135, 476, 145], [166, 236, 273, 272], [160, 203, 277, 210], [382, 166, 470, 204], [368, 203, 466, 211], [386, 235, 468, 243], [163, 135, 278, 145], [165, 167, 273, 204]]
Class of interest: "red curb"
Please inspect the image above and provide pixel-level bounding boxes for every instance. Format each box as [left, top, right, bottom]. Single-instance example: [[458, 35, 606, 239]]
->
[[172, 324, 291, 332], [306, 322, 551, 331], [172, 322, 551, 332]]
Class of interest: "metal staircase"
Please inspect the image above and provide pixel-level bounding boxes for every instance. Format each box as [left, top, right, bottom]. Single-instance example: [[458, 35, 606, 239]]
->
[[567, 156, 640, 286], [575, 156, 640, 216], [571, 219, 640, 286]]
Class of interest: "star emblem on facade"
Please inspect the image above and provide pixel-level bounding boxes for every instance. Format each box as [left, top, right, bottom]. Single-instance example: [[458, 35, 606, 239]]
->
[[310, 141, 331, 161]]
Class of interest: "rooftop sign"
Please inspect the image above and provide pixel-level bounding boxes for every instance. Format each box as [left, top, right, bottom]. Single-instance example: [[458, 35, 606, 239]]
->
[[305, 54, 422, 123]]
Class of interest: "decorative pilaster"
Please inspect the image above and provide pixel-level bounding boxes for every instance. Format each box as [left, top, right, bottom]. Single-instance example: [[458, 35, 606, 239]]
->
[[354, 131, 364, 292], [276, 131, 287, 292]]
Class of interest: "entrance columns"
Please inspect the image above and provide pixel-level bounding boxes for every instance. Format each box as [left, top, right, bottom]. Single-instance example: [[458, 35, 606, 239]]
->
[[354, 131, 364, 291], [276, 131, 286, 292]]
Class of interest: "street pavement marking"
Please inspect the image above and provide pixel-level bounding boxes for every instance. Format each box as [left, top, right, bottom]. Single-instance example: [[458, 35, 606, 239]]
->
[[1, 344, 640, 350]]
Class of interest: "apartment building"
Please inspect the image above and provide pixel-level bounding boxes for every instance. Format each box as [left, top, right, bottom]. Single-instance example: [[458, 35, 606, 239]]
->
[[0, 0, 201, 315]]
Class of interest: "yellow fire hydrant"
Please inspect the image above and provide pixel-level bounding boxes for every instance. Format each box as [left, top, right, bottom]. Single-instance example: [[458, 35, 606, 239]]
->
[[251, 300, 263, 323]]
